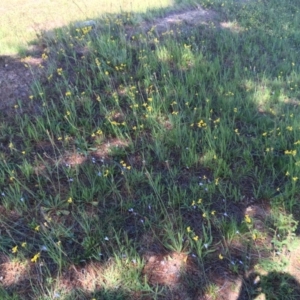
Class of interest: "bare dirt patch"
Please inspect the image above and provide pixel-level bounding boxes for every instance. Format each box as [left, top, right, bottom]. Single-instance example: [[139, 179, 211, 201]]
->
[[142, 7, 218, 34], [59, 263, 103, 293], [143, 252, 188, 286], [0, 258, 28, 287], [0, 54, 43, 117]]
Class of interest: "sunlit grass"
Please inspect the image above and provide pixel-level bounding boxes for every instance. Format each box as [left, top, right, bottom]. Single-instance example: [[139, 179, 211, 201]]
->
[[0, 0, 173, 55]]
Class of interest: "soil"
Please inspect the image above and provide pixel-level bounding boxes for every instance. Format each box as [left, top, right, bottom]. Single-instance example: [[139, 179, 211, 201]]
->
[[141, 6, 218, 34], [0, 53, 43, 117]]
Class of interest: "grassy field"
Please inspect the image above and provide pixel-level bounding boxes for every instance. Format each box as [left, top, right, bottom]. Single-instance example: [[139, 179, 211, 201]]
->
[[1, 0, 300, 299], [0, 0, 172, 55]]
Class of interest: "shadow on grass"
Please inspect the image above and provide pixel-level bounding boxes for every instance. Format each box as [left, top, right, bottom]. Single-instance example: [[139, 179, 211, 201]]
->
[[237, 271, 300, 300], [0, 284, 148, 300], [0, 53, 44, 120], [1, 0, 300, 299]]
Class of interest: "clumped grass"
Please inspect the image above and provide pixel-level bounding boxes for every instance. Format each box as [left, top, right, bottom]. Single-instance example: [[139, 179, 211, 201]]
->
[[1, 0, 300, 299]]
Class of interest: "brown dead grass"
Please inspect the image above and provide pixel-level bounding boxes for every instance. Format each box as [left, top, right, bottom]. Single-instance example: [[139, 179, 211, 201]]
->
[[0, 258, 28, 287]]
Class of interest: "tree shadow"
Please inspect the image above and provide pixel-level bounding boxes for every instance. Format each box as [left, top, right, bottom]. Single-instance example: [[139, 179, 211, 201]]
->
[[1, 0, 300, 299], [237, 271, 300, 300]]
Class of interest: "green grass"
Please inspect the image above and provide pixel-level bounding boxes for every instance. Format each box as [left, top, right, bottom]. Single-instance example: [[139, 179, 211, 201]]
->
[[1, 0, 300, 299], [0, 0, 172, 55]]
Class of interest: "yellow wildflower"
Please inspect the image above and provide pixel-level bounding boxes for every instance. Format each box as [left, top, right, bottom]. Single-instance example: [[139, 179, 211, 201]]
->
[[31, 252, 40, 263], [42, 53, 48, 60], [12, 246, 18, 253], [197, 120, 207, 128], [244, 214, 251, 224], [285, 150, 297, 156], [193, 235, 199, 241], [57, 68, 63, 75]]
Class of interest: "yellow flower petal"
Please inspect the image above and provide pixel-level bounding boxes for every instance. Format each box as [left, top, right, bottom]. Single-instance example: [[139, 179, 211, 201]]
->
[[31, 252, 41, 263]]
